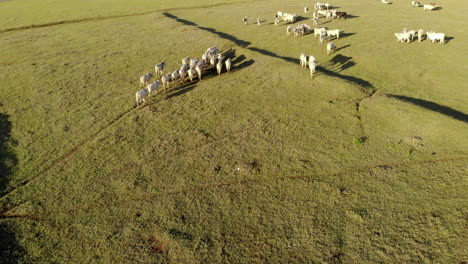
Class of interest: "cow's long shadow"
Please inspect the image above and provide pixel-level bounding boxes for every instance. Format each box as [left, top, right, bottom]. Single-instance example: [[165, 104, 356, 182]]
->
[[163, 12, 373, 92], [387, 95, 468, 123], [0, 113, 26, 264]]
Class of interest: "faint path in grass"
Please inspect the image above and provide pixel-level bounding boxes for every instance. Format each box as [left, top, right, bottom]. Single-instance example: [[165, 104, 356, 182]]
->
[[0, 52, 254, 216], [0, 113, 26, 263], [0, 0, 266, 33], [2, 155, 466, 220]]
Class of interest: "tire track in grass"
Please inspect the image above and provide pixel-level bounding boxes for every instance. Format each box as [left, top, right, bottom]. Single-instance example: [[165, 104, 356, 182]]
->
[[3, 155, 466, 219], [0, 0, 266, 33]]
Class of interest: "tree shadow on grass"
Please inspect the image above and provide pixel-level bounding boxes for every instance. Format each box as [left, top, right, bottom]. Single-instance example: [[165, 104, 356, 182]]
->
[[0, 113, 25, 264], [386, 94, 468, 123]]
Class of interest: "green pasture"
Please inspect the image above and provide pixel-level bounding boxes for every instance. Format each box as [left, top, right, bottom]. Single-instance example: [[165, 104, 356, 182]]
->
[[0, 0, 467, 263]]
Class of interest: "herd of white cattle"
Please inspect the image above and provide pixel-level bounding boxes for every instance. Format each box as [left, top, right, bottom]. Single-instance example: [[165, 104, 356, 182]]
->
[[134, 1, 449, 105], [135, 47, 231, 105], [395, 28, 445, 44]]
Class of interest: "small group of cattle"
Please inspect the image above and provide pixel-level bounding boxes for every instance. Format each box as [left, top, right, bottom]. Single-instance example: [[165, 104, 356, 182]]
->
[[135, 47, 232, 105], [395, 28, 445, 44], [412, 1, 439, 10]]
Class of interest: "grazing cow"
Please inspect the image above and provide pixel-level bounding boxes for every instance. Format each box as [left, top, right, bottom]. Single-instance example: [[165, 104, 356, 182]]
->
[[423, 4, 437, 10], [304, 6, 309, 13], [187, 68, 195, 82], [283, 13, 297, 23], [179, 69, 187, 83], [300, 53, 308, 68], [382, 0, 391, 4], [135, 87, 149, 106], [418, 29, 424, 42], [395, 32, 411, 43], [320, 32, 326, 44], [139, 73, 153, 88], [314, 27, 327, 38], [287, 25, 292, 36], [243, 17, 248, 25], [195, 65, 203, 81], [411, 1, 421, 7], [426, 31, 445, 44], [257, 18, 262, 26], [155, 62, 165, 77], [336, 11, 347, 19], [216, 61, 223, 75], [327, 42, 336, 55], [309, 60, 317, 79], [161, 74, 171, 89], [326, 29, 340, 40], [225, 58, 232, 73], [147, 80, 161, 95]]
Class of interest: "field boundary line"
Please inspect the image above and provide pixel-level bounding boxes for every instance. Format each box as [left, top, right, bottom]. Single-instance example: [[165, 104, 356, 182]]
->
[[0, 0, 265, 33]]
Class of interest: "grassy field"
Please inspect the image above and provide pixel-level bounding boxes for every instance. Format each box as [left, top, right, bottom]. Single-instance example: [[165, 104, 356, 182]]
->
[[0, 0, 467, 263]]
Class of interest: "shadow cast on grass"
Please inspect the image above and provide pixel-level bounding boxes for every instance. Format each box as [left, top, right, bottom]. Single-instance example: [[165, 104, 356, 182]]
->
[[387, 95, 468, 123], [0, 113, 25, 264], [163, 12, 251, 47]]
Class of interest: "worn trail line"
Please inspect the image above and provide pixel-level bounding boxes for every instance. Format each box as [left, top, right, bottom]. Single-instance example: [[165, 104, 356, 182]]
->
[[0, 0, 264, 33], [6, 155, 466, 219], [0, 106, 139, 216]]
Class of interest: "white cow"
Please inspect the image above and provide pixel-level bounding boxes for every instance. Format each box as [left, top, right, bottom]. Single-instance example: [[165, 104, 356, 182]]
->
[[300, 53, 308, 68], [179, 69, 187, 83], [147, 80, 161, 95], [309, 55, 316, 63], [395, 32, 411, 43], [210, 57, 217, 67], [382, 0, 391, 4], [257, 18, 262, 26], [327, 42, 336, 55], [411, 1, 421, 7], [314, 27, 327, 38], [320, 32, 326, 44], [181, 56, 190, 65], [326, 29, 340, 40], [426, 31, 445, 44], [139, 73, 153, 88], [135, 87, 149, 106], [309, 60, 317, 79], [187, 68, 195, 82], [287, 25, 292, 36], [216, 60, 223, 75], [161, 74, 171, 89], [155, 62, 165, 78], [171, 70, 179, 81], [195, 65, 203, 81], [423, 4, 437, 11], [304, 6, 309, 13], [243, 17, 248, 25], [418, 29, 424, 42], [225, 58, 232, 73]]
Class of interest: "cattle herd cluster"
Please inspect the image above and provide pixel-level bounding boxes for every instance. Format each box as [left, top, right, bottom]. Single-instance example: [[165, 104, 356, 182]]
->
[[135, 1, 449, 105], [135, 47, 231, 105]]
